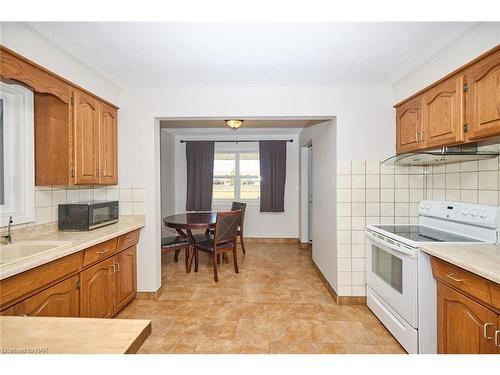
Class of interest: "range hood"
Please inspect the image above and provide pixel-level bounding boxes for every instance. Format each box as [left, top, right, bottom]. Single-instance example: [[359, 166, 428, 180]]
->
[[381, 144, 500, 167]]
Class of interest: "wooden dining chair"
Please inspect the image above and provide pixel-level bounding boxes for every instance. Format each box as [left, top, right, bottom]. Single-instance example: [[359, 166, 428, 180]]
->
[[193, 210, 241, 282], [161, 235, 191, 272], [231, 201, 247, 254]]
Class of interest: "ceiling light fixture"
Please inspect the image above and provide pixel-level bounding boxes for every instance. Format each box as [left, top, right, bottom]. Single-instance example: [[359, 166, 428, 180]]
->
[[225, 119, 244, 130]]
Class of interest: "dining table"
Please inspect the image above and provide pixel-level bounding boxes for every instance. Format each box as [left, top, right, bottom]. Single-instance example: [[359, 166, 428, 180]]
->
[[163, 211, 217, 272]]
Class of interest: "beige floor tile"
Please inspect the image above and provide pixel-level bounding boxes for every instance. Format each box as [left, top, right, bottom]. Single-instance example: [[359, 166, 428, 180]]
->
[[120, 242, 406, 354]]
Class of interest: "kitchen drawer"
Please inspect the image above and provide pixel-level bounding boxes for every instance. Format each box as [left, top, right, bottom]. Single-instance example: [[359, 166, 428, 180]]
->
[[0, 252, 82, 309], [83, 238, 118, 267], [117, 230, 140, 252], [430, 257, 491, 306]]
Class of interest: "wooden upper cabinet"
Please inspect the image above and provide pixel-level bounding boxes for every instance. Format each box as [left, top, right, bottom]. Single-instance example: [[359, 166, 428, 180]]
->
[[0, 46, 71, 103], [395, 46, 500, 152], [465, 51, 500, 140], [74, 89, 101, 185], [437, 282, 497, 354], [422, 75, 465, 148], [80, 257, 115, 318], [99, 103, 118, 184], [396, 97, 423, 153]]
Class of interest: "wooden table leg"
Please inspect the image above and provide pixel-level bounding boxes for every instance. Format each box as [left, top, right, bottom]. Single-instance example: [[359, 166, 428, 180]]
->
[[185, 229, 196, 273], [173, 229, 189, 267]]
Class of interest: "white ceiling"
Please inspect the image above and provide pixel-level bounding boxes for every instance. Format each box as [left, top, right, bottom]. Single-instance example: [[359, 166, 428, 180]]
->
[[25, 22, 475, 89]]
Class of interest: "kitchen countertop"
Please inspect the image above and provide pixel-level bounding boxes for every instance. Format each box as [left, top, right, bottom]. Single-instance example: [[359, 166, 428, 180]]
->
[[0, 215, 145, 280], [420, 243, 500, 284], [0, 316, 151, 354]]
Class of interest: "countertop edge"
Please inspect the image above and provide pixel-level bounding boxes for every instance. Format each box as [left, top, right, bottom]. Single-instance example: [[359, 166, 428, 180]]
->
[[420, 245, 500, 285], [0, 219, 145, 280]]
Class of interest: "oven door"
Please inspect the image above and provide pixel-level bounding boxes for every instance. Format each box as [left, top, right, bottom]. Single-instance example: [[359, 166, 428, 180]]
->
[[88, 202, 119, 229], [365, 230, 417, 328]]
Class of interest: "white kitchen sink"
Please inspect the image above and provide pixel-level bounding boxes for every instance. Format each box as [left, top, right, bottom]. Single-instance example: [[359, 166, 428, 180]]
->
[[0, 241, 73, 265]]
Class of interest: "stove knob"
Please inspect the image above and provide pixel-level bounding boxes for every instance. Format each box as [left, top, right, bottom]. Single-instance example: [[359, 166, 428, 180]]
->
[[462, 208, 469, 215], [471, 209, 478, 217], [425, 203, 431, 210], [480, 210, 488, 218]]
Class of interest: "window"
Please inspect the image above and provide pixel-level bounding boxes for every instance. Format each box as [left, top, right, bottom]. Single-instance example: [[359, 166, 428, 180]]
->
[[213, 152, 260, 201], [0, 81, 35, 227]]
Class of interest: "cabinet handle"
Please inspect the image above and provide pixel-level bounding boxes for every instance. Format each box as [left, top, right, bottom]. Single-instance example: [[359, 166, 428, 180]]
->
[[110, 264, 116, 274], [495, 330, 500, 347], [445, 273, 464, 282], [483, 323, 493, 340], [97, 249, 109, 255], [415, 133, 419, 142], [115, 262, 120, 272]]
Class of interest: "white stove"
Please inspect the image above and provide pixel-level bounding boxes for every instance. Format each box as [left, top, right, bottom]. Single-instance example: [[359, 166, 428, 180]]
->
[[365, 200, 500, 354]]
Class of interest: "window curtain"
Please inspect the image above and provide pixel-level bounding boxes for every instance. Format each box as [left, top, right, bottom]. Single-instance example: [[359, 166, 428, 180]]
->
[[185, 141, 215, 211], [259, 140, 286, 212]]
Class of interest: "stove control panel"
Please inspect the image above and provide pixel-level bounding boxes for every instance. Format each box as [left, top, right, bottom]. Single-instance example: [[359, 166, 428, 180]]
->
[[418, 200, 500, 228]]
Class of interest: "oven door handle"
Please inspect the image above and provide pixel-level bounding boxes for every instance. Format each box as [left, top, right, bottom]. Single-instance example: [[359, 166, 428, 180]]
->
[[366, 231, 416, 258]]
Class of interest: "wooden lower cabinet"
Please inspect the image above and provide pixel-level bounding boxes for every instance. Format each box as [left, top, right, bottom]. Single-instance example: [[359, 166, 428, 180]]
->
[[80, 246, 137, 318], [0, 230, 139, 319], [115, 246, 137, 312], [17, 276, 80, 317], [437, 282, 497, 354], [80, 257, 115, 318]]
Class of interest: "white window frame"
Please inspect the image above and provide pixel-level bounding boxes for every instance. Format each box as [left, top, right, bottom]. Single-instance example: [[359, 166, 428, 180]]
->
[[212, 150, 260, 205], [0, 81, 35, 227]]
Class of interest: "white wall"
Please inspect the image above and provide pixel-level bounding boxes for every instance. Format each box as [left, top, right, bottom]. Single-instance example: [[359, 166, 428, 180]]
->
[[393, 22, 500, 102], [0, 22, 121, 104], [118, 86, 394, 292], [170, 131, 299, 238], [299, 121, 338, 293], [160, 129, 176, 237]]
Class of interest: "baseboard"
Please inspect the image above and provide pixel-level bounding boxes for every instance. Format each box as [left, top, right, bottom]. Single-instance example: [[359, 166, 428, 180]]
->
[[310, 257, 367, 306], [310, 259, 338, 304], [244, 237, 299, 244], [337, 296, 367, 305], [135, 291, 160, 301]]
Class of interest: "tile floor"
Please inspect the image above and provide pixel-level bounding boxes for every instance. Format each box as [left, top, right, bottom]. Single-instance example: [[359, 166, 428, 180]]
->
[[117, 241, 405, 354]]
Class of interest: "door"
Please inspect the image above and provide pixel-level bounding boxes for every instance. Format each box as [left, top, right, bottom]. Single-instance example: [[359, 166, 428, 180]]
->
[[73, 89, 100, 184], [80, 257, 115, 318], [99, 103, 118, 184], [466, 51, 500, 140], [396, 97, 424, 153], [437, 282, 497, 354], [114, 246, 137, 312], [422, 75, 465, 148], [16, 276, 79, 317], [307, 145, 313, 243], [365, 231, 417, 327]]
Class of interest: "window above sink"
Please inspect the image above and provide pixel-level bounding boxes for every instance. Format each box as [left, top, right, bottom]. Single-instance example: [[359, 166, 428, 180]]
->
[[0, 80, 35, 227]]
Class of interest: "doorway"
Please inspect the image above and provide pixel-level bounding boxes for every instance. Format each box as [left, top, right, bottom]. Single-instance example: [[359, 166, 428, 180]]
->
[[307, 145, 313, 243]]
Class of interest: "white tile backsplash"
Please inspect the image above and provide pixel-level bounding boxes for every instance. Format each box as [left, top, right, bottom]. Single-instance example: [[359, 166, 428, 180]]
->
[[336, 156, 500, 297], [2, 184, 146, 230]]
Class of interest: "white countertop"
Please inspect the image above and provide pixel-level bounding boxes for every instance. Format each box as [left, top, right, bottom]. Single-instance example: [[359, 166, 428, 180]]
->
[[420, 243, 500, 284], [0, 215, 145, 280]]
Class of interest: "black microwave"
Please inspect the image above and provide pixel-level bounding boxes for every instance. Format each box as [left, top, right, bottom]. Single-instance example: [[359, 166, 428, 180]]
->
[[58, 201, 119, 231]]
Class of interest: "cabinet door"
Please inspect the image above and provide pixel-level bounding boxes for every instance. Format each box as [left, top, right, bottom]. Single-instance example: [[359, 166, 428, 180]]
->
[[114, 246, 137, 313], [99, 103, 118, 184], [73, 90, 100, 184], [437, 282, 497, 354], [396, 97, 423, 153], [80, 257, 115, 318], [18, 276, 80, 317], [422, 75, 465, 148], [466, 51, 500, 140]]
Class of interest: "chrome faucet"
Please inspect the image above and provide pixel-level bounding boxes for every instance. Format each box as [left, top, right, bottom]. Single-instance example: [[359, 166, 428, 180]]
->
[[1, 216, 13, 244]]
